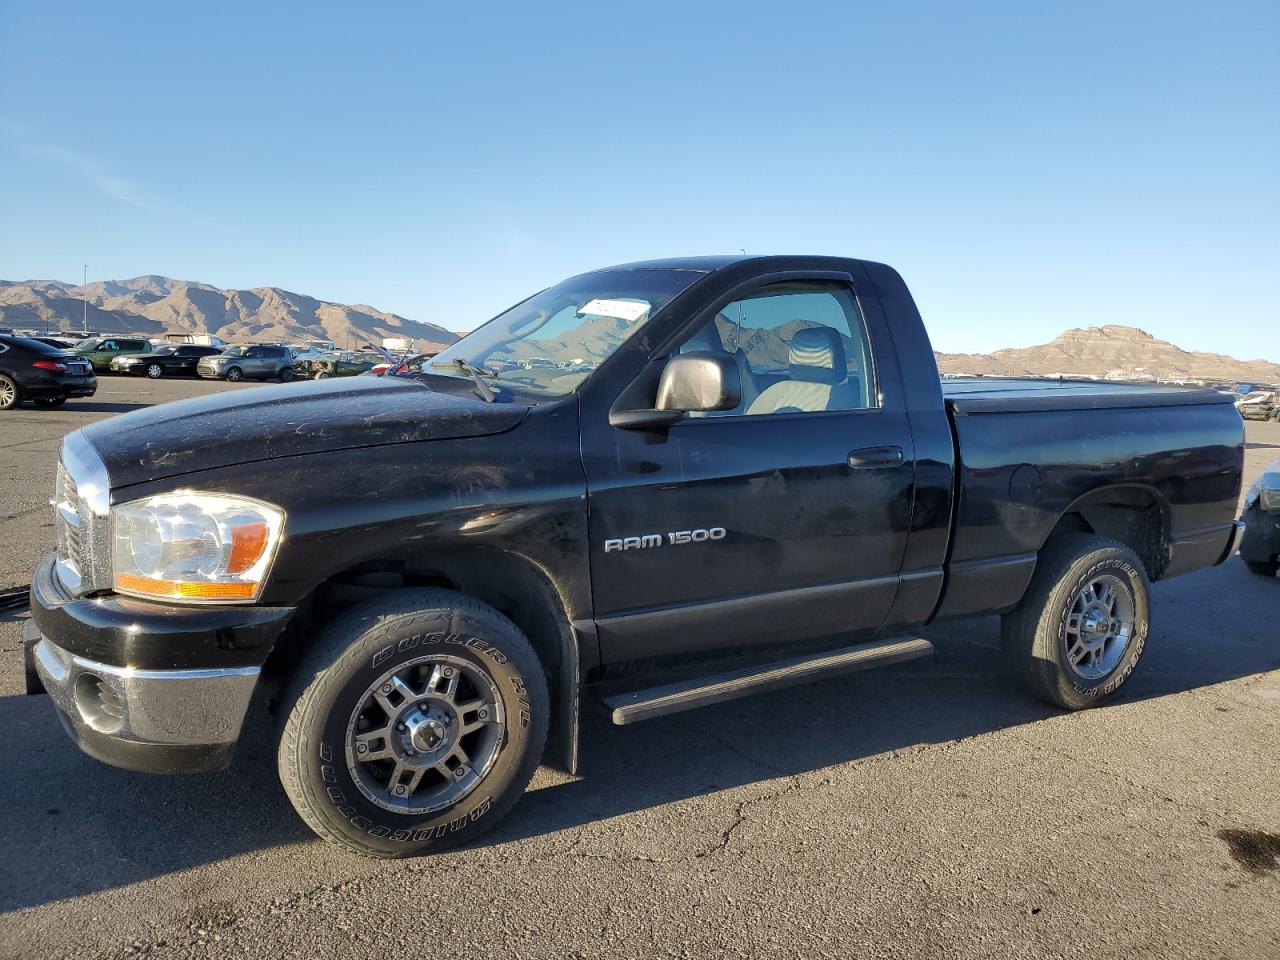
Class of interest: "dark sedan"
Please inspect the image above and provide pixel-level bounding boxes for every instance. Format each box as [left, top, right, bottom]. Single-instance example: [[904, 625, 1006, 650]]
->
[[111, 344, 222, 378], [0, 334, 97, 410]]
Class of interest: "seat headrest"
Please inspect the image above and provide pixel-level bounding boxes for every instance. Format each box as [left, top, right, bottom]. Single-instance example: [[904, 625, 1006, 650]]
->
[[682, 316, 727, 354], [788, 326, 845, 384]]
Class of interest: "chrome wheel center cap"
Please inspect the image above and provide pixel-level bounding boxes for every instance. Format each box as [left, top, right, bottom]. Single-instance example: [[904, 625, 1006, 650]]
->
[[402, 708, 451, 753], [1082, 607, 1110, 642]]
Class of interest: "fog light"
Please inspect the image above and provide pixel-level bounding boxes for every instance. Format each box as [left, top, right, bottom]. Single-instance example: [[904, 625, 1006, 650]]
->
[[74, 672, 124, 734]]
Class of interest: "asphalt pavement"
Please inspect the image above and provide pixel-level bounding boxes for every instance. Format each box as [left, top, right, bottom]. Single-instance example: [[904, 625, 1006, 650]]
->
[[1, 376, 1277, 960]]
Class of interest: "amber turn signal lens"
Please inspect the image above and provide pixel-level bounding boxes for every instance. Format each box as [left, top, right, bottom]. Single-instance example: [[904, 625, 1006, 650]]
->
[[227, 521, 269, 574], [113, 574, 257, 601]]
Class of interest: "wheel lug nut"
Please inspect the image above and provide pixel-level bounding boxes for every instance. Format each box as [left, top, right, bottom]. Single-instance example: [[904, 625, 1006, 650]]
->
[[381, 684, 392, 694], [453, 768, 465, 778], [357, 743, 367, 753], [396, 722, 406, 732], [477, 709, 488, 720]]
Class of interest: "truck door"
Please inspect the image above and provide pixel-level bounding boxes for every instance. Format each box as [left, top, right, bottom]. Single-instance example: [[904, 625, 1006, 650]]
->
[[582, 276, 916, 663]]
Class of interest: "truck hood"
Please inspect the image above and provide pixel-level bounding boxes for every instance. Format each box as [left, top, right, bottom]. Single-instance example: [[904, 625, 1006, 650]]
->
[[80, 376, 528, 488]]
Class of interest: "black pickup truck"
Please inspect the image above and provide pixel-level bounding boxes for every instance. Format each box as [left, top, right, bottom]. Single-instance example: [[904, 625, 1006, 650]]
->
[[24, 255, 1245, 857]]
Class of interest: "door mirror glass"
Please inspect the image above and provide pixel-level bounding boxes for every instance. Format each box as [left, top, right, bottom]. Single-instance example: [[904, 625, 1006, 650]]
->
[[656, 352, 741, 413]]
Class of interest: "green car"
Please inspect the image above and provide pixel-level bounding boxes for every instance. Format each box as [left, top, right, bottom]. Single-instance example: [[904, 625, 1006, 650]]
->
[[308, 350, 382, 379], [69, 336, 153, 373]]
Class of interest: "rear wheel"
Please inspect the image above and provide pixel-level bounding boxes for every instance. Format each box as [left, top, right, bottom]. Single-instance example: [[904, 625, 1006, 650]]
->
[[278, 367, 295, 383], [0, 375, 22, 410], [224, 366, 243, 382], [277, 589, 549, 857], [314, 371, 332, 380], [33, 396, 67, 408], [1002, 534, 1150, 710], [146, 363, 164, 379]]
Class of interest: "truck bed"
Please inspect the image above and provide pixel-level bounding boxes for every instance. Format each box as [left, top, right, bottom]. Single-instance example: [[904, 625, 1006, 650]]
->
[[941, 377, 1236, 414]]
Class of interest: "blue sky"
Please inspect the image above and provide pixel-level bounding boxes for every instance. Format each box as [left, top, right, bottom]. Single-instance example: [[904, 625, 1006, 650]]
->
[[1, 1, 1275, 357]]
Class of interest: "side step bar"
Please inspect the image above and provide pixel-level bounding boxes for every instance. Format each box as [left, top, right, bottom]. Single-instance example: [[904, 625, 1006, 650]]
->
[[603, 635, 934, 726]]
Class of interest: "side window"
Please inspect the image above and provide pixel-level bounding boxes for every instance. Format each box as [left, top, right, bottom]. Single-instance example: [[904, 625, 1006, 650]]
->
[[676, 281, 876, 416], [100, 340, 118, 351], [246, 346, 263, 358]]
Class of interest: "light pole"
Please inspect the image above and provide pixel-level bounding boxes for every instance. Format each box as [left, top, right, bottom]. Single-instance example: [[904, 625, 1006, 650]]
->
[[82, 264, 88, 335]]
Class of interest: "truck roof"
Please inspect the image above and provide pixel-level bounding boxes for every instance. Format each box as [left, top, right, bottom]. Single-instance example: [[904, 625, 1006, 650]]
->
[[942, 377, 1236, 414]]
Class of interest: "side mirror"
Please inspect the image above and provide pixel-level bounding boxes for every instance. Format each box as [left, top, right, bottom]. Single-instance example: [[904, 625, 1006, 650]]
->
[[610, 353, 741, 429]]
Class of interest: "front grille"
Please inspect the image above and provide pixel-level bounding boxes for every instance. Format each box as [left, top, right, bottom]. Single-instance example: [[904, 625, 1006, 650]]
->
[[54, 462, 84, 577], [53, 435, 111, 595]]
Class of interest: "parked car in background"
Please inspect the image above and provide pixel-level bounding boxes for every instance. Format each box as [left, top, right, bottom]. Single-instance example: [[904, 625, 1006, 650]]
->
[[163, 332, 227, 348], [368, 352, 439, 377], [0, 334, 96, 410], [68, 336, 153, 372], [197, 344, 296, 382], [32, 336, 79, 350], [111, 344, 223, 378], [1236, 391, 1277, 421], [306, 350, 382, 379], [1240, 459, 1280, 577]]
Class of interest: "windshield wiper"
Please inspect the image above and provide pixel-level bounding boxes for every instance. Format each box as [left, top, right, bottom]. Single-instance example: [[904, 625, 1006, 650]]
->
[[431, 358, 497, 402]]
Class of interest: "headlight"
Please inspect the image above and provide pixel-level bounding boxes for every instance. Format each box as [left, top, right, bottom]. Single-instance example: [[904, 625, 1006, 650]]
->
[[111, 493, 284, 602], [1262, 488, 1280, 514]]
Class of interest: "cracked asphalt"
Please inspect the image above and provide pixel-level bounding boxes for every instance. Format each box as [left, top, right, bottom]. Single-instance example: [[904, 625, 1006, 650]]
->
[[1, 378, 1278, 959]]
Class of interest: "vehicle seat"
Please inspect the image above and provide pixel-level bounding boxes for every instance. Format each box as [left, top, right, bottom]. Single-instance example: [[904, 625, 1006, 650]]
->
[[746, 326, 862, 414], [680, 315, 760, 414]]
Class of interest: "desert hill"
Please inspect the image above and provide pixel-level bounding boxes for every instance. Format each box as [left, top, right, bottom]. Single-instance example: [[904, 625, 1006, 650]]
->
[[935, 325, 1280, 383], [0, 276, 458, 351]]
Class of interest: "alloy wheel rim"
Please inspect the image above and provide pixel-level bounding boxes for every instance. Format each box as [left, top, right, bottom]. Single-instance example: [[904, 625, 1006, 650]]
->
[[1063, 573, 1135, 681], [0, 380, 13, 405], [345, 654, 505, 814]]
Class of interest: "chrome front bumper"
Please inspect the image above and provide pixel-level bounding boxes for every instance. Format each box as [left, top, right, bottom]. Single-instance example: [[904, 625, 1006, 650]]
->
[[26, 621, 260, 773]]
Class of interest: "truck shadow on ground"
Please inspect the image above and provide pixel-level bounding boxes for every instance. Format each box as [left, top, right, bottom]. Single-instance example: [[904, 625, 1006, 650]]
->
[[1, 563, 1277, 913]]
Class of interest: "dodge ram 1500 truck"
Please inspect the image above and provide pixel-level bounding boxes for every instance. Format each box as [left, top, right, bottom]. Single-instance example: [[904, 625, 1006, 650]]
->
[[24, 255, 1245, 857]]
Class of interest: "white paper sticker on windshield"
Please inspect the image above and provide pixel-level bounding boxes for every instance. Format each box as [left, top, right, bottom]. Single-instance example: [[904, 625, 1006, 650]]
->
[[578, 298, 650, 322]]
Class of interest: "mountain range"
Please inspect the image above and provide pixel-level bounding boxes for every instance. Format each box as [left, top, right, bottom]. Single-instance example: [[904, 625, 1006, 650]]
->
[[0, 276, 458, 351], [934, 325, 1280, 384], [1, 276, 1274, 384]]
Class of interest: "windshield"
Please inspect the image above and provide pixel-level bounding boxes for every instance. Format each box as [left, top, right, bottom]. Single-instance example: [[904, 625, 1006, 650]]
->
[[72, 337, 97, 350], [222, 345, 251, 357], [430, 269, 702, 397]]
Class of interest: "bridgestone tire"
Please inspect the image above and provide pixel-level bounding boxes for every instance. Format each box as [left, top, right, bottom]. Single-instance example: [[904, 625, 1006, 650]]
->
[[1001, 534, 1151, 710], [277, 589, 549, 858]]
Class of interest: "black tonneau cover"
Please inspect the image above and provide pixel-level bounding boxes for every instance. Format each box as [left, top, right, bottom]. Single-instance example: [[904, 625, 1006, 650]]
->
[[942, 377, 1236, 415]]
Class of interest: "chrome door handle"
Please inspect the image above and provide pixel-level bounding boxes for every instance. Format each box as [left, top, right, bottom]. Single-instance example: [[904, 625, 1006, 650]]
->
[[847, 445, 904, 468]]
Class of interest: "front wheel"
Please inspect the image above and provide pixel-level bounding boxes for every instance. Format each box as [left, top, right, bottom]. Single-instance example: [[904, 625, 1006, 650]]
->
[[1002, 534, 1151, 710], [224, 366, 243, 382], [146, 363, 164, 379], [277, 589, 549, 857]]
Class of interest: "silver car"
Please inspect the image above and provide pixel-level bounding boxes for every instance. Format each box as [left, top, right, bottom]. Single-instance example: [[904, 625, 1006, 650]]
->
[[196, 344, 296, 382]]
